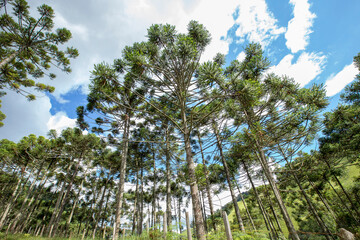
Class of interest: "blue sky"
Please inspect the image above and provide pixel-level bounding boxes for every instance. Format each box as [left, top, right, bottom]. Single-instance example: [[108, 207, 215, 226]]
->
[[1, 0, 359, 141]]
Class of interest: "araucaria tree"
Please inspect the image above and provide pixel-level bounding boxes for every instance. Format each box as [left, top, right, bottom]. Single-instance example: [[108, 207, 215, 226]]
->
[[106, 21, 216, 240], [222, 44, 328, 240], [0, 0, 78, 126]]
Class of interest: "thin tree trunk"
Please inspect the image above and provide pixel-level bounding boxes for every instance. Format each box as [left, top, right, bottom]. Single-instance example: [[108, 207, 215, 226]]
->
[[67, 179, 84, 235], [200, 190, 208, 233], [152, 150, 157, 229], [165, 126, 172, 230], [327, 179, 359, 223], [93, 173, 111, 239], [10, 162, 44, 233], [132, 165, 139, 235], [178, 198, 182, 233], [233, 175, 257, 231], [113, 114, 130, 240], [322, 158, 360, 218], [51, 158, 82, 236], [213, 122, 245, 232], [182, 119, 206, 240], [243, 160, 273, 240], [308, 179, 338, 220], [278, 149, 334, 240], [137, 163, 144, 235], [46, 171, 69, 234], [253, 143, 299, 240], [197, 132, 217, 231], [0, 171, 24, 229]]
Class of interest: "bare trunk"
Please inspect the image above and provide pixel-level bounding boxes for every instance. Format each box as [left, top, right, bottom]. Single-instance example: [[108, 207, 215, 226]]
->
[[0, 170, 24, 229], [243, 160, 274, 240], [308, 179, 338, 220], [197, 132, 217, 231], [182, 109, 206, 240], [93, 180, 108, 239], [68, 179, 84, 234], [152, 151, 157, 229], [253, 141, 299, 240], [132, 166, 139, 235], [165, 126, 172, 230], [137, 164, 144, 234], [232, 173, 256, 231], [51, 162, 81, 236], [213, 122, 245, 232], [10, 163, 44, 233], [113, 114, 130, 240]]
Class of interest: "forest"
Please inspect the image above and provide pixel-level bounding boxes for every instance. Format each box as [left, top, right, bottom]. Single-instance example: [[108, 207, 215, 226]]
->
[[0, 1, 359, 240]]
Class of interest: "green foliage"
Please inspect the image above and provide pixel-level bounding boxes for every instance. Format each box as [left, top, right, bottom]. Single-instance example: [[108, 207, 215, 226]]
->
[[0, 0, 78, 126]]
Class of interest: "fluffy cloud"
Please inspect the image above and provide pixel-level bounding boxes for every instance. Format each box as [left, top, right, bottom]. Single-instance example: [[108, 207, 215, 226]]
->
[[325, 63, 357, 96], [0, 91, 52, 141], [2, 0, 241, 141], [233, 0, 286, 47], [269, 52, 326, 87], [285, 0, 316, 53], [47, 111, 77, 134], [0, 92, 77, 141]]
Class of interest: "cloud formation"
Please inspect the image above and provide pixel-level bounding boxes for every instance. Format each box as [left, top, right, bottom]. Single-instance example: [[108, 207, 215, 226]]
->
[[285, 0, 316, 53], [269, 52, 326, 87], [47, 111, 77, 134], [325, 63, 357, 96], [233, 0, 286, 47]]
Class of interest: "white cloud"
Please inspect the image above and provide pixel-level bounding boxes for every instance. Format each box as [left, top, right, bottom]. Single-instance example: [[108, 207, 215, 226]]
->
[[285, 0, 316, 53], [325, 63, 357, 96], [237, 51, 246, 62], [269, 52, 326, 87], [47, 111, 77, 134], [54, 12, 89, 42], [233, 0, 286, 47], [0, 91, 52, 141]]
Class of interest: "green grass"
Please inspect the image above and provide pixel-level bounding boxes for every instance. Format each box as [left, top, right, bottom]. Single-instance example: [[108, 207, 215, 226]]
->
[[0, 233, 79, 240]]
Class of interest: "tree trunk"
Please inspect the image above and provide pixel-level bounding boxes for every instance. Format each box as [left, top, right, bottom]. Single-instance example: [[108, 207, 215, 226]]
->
[[152, 150, 157, 229], [67, 179, 84, 235], [278, 150, 334, 240], [213, 122, 245, 232], [165, 126, 172, 231], [243, 160, 274, 240], [113, 114, 130, 240], [0, 50, 19, 68], [322, 158, 360, 218], [0, 170, 24, 229], [132, 165, 139, 235], [253, 142, 299, 240], [10, 162, 44, 233], [178, 198, 182, 233], [182, 116, 206, 240], [327, 180, 359, 223], [308, 179, 338, 220], [200, 190, 208, 233], [232, 173, 256, 231], [197, 132, 217, 231], [51, 159, 82, 236], [46, 170, 70, 235], [137, 164, 144, 235]]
